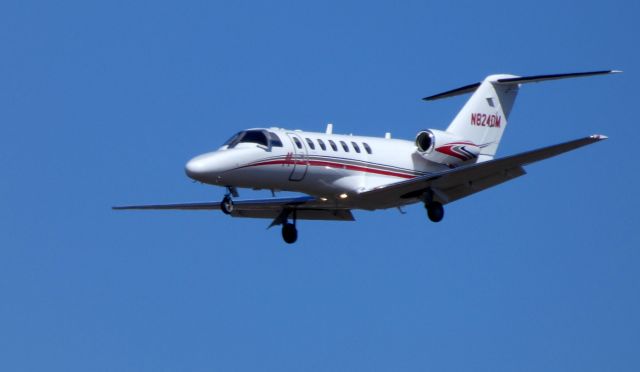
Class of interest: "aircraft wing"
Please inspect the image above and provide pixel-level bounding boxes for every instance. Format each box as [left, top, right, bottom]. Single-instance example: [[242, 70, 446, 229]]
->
[[113, 196, 355, 222], [358, 134, 607, 205]]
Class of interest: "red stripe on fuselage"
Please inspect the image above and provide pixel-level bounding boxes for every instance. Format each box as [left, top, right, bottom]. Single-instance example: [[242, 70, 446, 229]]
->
[[240, 159, 417, 179]]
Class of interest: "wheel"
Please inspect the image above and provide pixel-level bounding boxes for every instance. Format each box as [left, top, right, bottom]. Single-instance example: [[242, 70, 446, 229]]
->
[[282, 223, 298, 244], [426, 201, 444, 222], [220, 195, 234, 215]]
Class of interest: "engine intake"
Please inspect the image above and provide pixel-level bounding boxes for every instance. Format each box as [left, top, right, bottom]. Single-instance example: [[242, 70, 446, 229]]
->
[[416, 131, 435, 152], [415, 129, 480, 166]]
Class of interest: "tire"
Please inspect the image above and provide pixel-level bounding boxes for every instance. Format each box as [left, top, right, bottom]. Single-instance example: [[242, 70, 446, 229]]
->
[[220, 196, 233, 215], [427, 202, 444, 222], [282, 223, 298, 244]]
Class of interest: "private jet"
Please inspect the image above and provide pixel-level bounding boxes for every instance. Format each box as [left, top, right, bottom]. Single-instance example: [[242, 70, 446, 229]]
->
[[114, 70, 619, 243]]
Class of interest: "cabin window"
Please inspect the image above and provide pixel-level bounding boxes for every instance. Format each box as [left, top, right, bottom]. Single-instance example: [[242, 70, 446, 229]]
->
[[363, 142, 372, 154], [305, 138, 315, 150], [340, 141, 349, 152], [317, 139, 326, 151], [351, 141, 361, 153], [328, 140, 338, 151], [293, 137, 303, 149]]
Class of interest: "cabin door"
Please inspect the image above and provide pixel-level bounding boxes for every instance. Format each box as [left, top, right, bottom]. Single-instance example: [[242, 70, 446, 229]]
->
[[286, 132, 309, 181]]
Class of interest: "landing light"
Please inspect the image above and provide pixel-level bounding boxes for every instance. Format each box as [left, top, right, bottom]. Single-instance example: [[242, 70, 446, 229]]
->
[[339, 193, 348, 199], [320, 197, 328, 201]]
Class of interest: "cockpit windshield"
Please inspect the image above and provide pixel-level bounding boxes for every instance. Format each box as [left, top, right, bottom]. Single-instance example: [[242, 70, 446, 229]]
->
[[222, 132, 243, 147], [222, 130, 283, 149]]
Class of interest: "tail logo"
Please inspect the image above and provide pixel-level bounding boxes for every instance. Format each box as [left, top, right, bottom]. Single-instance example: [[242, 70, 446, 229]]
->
[[470, 113, 502, 128], [435, 142, 480, 162]]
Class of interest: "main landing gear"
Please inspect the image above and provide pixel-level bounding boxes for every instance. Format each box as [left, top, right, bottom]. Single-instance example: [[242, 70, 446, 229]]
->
[[425, 201, 444, 222], [281, 210, 298, 244], [423, 189, 445, 223], [282, 222, 298, 244]]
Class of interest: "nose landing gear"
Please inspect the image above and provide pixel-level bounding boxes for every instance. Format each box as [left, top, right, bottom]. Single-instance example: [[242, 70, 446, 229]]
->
[[220, 186, 239, 215], [220, 195, 234, 215]]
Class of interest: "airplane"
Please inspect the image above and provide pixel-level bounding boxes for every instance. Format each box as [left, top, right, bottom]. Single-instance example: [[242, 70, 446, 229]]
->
[[114, 70, 619, 244]]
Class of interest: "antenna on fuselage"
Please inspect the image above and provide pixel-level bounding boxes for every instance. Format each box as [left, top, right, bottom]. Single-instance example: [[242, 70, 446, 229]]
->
[[326, 123, 333, 134], [385, 132, 391, 139]]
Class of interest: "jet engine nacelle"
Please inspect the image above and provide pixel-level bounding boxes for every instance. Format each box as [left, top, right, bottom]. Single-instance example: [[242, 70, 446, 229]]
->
[[415, 129, 481, 166]]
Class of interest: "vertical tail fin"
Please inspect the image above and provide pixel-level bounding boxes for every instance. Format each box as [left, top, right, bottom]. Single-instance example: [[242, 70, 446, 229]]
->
[[444, 75, 518, 161], [423, 70, 620, 162]]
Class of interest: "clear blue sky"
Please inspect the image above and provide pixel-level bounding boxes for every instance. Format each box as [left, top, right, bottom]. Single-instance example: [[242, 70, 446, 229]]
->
[[1, 1, 638, 371]]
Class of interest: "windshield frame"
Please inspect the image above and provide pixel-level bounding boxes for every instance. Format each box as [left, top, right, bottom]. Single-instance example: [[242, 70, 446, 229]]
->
[[222, 130, 282, 151]]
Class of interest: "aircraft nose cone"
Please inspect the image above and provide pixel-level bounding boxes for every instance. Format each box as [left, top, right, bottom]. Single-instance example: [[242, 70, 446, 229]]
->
[[185, 151, 234, 183], [185, 153, 219, 182], [185, 156, 208, 179]]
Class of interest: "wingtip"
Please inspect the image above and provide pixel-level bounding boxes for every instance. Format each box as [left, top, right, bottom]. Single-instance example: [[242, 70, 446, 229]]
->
[[610, 70, 623, 74], [591, 134, 608, 140]]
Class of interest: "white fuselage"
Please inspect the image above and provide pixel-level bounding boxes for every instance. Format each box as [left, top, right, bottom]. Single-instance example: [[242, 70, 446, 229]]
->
[[185, 127, 451, 210]]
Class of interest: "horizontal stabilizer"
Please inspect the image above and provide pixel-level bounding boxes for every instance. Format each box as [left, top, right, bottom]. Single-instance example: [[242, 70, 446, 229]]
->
[[422, 82, 481, 101], [423, 70, 621, 101], [495, 70, 622, 85]]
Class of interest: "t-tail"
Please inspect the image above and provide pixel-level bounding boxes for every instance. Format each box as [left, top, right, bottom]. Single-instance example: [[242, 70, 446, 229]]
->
[[423, 70, 621, 162]]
